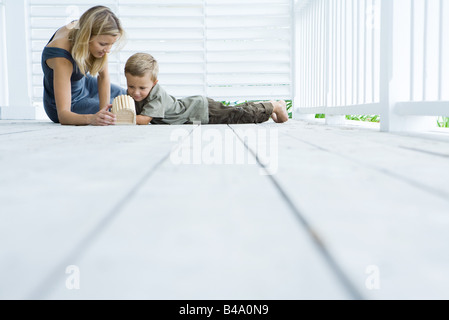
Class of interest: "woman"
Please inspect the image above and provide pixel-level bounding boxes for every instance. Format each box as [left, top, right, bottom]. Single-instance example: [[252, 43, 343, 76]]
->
[[41, 6, 126, 125]]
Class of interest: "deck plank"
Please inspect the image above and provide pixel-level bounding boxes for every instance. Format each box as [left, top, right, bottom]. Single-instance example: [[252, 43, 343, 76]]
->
[[241, 120, 449, 299], [1, 120, 449, 299], [0, 124, 192, 299], [41, 124, 348, 300]]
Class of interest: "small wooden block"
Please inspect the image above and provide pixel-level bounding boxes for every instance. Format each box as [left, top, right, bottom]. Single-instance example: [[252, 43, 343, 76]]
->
[[112, 95, 136, 125]]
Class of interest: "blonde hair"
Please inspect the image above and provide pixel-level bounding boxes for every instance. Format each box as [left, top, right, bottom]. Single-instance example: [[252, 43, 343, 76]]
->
[[124, 53, 159, 81], [69, 6, 124, 76]]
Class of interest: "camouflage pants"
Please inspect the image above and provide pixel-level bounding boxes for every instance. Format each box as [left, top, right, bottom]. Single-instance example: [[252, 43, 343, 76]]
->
[[207, 98, 274, 124]]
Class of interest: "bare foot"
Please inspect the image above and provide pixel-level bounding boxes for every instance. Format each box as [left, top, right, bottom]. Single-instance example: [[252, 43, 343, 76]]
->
[[271, 113, 278, 123], [270, 100, 289, 123]]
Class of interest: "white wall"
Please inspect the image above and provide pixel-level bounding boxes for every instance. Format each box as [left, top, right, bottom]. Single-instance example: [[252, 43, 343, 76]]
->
[[29, 0, 294, 111]]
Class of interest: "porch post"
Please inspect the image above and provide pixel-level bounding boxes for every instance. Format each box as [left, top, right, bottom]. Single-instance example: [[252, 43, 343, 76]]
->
[[380, 0, 434, 132], [0, 0, 35, 120], [0, 1, 7, 108]]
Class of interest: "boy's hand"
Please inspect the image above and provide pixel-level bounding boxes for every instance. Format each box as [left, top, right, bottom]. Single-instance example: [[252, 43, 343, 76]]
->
[[136, 115, 153, 125]]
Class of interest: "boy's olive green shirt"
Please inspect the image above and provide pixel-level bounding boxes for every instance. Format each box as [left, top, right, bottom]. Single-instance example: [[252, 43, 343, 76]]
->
[[134, 83, 209, 125]]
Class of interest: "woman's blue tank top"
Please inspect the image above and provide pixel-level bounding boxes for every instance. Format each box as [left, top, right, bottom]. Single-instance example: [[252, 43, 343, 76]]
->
[[41, 31, 91, 121]]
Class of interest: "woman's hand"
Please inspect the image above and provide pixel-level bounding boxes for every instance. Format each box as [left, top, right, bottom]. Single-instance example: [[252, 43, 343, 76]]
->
[[91, 105, 116, 126]]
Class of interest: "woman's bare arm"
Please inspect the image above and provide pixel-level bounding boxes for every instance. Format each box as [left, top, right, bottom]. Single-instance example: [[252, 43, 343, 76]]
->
[[97, 58, 111, 111], [50, 57, 92, 125], [48, 57, 115, 126]]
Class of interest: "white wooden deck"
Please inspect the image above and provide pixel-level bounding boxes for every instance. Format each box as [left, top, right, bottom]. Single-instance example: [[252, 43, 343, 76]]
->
[[1, 119, 449, 300]]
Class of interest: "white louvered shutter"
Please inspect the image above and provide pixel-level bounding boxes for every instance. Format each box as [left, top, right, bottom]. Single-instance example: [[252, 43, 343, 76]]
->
[[29, 0, 293, 108], [205, 0, 293, 102], [117, 0, 206, 98]]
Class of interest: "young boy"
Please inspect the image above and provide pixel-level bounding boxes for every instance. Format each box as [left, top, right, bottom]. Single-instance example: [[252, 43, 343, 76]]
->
[[124, 53, 289, 125]]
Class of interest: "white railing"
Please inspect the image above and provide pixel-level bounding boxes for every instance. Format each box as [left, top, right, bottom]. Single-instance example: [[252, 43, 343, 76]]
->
[[294, 0, 449, 132]]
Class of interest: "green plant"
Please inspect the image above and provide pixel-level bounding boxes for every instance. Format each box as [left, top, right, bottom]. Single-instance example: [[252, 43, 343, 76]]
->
[[345, 115, 380, 123], [314, 114, 380, 122], [437, 117, 449, 128], [285, 100, 292, 119]]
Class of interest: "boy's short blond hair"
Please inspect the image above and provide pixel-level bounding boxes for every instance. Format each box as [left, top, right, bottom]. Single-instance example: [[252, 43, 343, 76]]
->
[[125, 53, 159, 81]]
